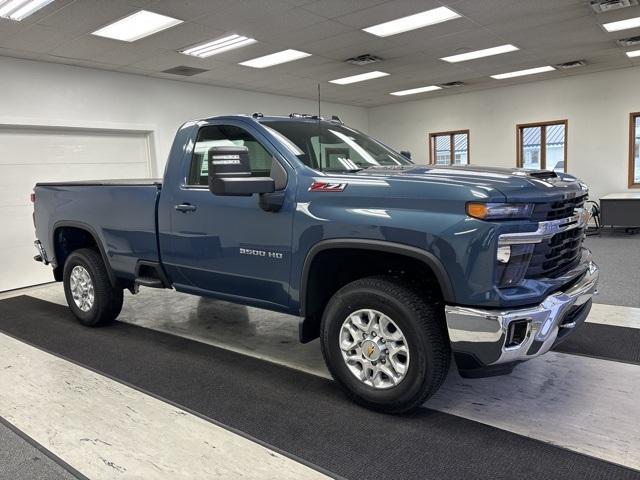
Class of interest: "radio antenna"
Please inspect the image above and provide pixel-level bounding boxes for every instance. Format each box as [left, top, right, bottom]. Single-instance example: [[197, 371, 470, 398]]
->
[[317, 82, 323, 169]]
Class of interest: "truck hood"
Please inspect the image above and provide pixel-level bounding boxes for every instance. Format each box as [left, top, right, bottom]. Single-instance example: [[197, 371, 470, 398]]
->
[[353, 165, 587, 202]]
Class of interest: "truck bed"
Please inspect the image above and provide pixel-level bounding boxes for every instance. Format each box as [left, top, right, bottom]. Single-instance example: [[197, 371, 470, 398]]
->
[[36, 178, 162, 187], [34, 181, 161, 283]]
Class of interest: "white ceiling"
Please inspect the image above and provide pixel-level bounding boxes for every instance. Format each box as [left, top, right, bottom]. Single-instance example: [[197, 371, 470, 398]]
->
[[0, 0, 639, 107]]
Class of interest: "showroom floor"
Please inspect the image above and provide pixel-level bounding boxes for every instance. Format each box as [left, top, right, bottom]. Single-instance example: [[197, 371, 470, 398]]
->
[[0, 232, 639, 479]]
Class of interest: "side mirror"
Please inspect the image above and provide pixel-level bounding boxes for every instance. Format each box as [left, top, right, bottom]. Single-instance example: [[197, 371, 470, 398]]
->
[[207, 146, 275, 196]]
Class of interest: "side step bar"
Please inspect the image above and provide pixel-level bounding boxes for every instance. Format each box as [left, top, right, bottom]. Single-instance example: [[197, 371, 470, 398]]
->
[[133, 260, 171, 292], [135, 277, 165, 288]]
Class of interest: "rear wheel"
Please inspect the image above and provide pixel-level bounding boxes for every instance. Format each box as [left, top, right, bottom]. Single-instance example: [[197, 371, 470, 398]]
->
[[63, 248, 123, 327], [320, 276, 450, 413]]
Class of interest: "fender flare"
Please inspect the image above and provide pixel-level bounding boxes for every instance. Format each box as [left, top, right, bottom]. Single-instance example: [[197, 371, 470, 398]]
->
[[51, 220, 118, 287], [299, 238, 455, 316]]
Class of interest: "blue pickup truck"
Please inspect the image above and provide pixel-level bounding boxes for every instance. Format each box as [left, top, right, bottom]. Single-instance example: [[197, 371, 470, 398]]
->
[[33, 113, 599, 413]]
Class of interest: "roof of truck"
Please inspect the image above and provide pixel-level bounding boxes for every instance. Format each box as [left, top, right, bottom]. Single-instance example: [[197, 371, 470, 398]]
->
[[200, 113, 345, 125]]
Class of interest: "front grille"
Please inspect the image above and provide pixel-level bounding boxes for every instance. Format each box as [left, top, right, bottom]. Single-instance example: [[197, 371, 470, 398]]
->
[[525, 194, 587, 278], [526, 226, 584, 278], [532, 194, 587, 221]]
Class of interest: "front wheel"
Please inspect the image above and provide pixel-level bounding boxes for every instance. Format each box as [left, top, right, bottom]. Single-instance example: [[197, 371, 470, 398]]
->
[[63, 248, 123, 327], [320, 276, 450, 413]]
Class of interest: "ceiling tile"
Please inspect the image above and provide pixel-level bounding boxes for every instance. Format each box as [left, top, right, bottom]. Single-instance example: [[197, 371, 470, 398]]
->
[[299, 0, 389, 18], [452, 0, 589, 28], [129, 50, 215, 71], [0, 18, 25, 42], [268, 20, 354, 46], [1, 24, 77, 54], [49, 34, 123, 61], [0, 46, 42, 60], [93, 44, 166, 66]]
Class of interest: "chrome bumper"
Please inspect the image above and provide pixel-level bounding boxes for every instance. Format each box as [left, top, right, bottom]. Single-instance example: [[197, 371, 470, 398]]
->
[[445, 260, 599, 374]]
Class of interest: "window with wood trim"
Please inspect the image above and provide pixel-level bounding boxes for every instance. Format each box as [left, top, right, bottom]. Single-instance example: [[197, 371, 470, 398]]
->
[[630, 112, 640, 188], [517, 120, 567, 173], [429, 130, 469, 165]]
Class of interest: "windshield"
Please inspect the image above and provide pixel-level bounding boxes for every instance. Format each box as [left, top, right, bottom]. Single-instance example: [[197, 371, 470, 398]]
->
[[261, 120, 413, 172]]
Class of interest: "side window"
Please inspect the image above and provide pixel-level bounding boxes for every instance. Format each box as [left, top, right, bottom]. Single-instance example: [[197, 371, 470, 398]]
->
[[188, 125, 274, 186]]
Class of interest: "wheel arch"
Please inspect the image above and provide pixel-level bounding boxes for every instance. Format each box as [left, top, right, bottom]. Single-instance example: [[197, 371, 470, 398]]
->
[[52, 221, 118, 288], [297, 239, 455, 342]]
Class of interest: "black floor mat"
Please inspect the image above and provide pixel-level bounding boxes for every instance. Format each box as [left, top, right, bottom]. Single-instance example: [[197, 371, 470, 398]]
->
[[0, 296, 638, 480], [554, 322, 640, 365]]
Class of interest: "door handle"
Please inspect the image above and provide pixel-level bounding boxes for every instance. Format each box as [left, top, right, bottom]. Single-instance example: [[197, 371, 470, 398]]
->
[[175, 203, 197, 213]]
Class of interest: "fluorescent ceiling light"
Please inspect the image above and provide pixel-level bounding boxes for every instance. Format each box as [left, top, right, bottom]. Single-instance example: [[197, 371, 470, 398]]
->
[[627, 49, 640, 57], [329, 71, 389, 85], [390, 85, 442, 96], [181, 34, 257, 58], [239, 49, 311, 68], [0, 0, 54, 20], [363, 6, 461, 37], [441, 44, 519, 63], [491, 65, 555, 79], [602, 16, 640, 32], [92, 10, 183, 42]]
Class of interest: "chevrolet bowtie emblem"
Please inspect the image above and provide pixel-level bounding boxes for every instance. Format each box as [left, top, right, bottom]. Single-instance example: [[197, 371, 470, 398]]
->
[[367, 344, 375, 357]]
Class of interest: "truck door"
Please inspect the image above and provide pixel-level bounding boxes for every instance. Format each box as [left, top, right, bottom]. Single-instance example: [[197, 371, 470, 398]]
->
[[161, 121, 295, 310]]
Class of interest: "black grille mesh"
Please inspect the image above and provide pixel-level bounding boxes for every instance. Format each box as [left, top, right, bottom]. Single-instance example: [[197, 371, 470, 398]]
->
[[532, 195, 586, 221], [527, 195, 587, 278]]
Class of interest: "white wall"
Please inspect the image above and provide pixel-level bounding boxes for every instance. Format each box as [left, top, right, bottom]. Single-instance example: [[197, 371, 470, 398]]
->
[[0, 56, 368, 176], [368, 66, 640, 201]]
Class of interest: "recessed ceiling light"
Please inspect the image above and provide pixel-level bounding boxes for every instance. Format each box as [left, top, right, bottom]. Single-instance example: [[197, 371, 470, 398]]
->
[[0, 0, 54, 21], [180, 34, 257, 58], [441, 44, 519, 63], [491, 66, 555, 79], [92, 10, 183, 42], [602, 16, 640, 31], [390, 85, 442, 96], [627, 49, 640, 57], [363, 6, 461, 37], [239, 49, 311, 68], [329, 71, 390, 85]]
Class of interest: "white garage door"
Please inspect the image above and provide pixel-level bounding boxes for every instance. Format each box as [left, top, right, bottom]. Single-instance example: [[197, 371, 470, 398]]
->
[[0, 127, 152, 292]]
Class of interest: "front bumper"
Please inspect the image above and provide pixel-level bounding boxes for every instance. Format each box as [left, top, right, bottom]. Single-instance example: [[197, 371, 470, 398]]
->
[[445, 260, 599, 377]]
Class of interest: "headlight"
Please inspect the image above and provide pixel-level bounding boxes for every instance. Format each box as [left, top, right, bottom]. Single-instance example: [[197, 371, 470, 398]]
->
[[466, 202, 534, 220]]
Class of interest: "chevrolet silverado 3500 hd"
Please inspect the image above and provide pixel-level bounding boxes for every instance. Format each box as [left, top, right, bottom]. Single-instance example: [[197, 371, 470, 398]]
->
[[33, 113, 598, 413]]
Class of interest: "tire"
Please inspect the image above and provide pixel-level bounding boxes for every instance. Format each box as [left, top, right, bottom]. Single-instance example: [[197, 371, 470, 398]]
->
[[63, 248, 123, 327], [320, 276, 450, 414]]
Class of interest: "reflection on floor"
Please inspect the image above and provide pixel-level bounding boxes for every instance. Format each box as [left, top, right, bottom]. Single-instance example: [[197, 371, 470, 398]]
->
[[0, 333, 327, 480], [584, 231, 640, 308], [9, 282, 640, 471]]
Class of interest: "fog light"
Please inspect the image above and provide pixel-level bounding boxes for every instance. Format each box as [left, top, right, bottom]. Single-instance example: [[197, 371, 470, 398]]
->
[[494, 244, 535, 287], [497, 245, 511, 263]]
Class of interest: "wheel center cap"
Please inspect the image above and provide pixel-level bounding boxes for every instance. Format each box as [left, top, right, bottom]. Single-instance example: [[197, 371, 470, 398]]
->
[[361, 340, 381, 361]]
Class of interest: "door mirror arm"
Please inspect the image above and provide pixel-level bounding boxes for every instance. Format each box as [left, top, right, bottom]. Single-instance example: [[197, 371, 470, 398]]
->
[[259, 190, 285, 212]]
